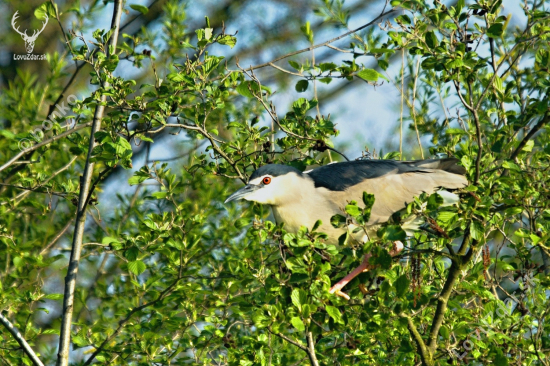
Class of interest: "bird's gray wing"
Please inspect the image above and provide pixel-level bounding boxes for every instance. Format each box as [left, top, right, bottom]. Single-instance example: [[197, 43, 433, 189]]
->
[[401, 158, 467, 175], [307, 158, 467, 225], [307, 160, 409, 191]]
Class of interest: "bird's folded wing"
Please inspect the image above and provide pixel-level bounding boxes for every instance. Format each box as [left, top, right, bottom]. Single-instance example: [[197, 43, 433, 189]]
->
[[311, 161, 468, 225]]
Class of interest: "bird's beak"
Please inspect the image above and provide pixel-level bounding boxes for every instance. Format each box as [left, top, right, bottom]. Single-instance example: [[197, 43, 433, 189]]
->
[[224, 184, 260, 203]]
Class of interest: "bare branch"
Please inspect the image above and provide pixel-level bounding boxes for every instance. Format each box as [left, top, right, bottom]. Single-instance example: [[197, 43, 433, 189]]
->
[[241, 8, 396, 73], [404, 315, 432, 365], [56, 1, 124, 365], [40, 219, 74, 255], [0, 122, 92, 174], [268, 328, 307, 351], [510, 111, 549, 161], [306, 332, 320, 366], [0, 312, 44, 366], [82, 277, 181, 366]]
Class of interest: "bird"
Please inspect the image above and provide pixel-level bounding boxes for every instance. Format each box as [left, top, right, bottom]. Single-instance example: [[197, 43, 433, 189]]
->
[[225, 158, 468, 299]]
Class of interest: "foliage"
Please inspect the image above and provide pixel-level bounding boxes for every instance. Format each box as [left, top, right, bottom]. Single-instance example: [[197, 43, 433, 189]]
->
[[0, 0, 549, 365]]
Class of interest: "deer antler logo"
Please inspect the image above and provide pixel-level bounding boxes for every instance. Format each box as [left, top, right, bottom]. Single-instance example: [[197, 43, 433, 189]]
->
[[11, 11, 48, 54]]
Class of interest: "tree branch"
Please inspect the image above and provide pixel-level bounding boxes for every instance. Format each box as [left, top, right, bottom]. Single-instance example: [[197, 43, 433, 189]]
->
[[305, 331, 320, 366], [40, 218, 74, 255], [0, 312, 44, 366], [0, 122, 92, 174], [426, 261, 461, 354], [55, 2, 124, 365], [241, 8, 396, 72], [404, 315, 432, 366], [3, 156, 78, 206], [268, 329, 307, 351], [82, 277, 180, 366], [510, 111, 549, 161], [467, 82, 483, 184]]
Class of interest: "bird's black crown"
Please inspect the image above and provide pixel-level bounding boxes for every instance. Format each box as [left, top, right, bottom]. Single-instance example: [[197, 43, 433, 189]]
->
[[249, 164, 302, 180]]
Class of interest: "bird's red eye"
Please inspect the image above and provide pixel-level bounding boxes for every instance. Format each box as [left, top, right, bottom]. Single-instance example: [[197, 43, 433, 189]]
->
[[262, 177, 271, 185]]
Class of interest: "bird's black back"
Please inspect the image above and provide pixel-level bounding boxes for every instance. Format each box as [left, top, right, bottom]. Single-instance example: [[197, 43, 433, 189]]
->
[[306, 158, 465, 191]]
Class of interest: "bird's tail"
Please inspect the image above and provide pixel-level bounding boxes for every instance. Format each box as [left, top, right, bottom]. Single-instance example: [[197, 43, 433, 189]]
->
[[405, 158, 466, 175]]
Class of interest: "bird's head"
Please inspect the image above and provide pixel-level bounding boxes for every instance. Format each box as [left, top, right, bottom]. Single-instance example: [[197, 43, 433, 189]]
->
[[224, 164, 303, 205]]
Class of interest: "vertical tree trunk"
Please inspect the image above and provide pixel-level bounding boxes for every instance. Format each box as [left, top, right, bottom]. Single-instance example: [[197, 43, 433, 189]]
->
[[55, 1, 123, 365]]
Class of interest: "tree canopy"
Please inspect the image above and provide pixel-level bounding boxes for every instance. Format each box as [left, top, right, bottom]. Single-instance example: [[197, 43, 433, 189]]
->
[[0, 0, 549, 365]]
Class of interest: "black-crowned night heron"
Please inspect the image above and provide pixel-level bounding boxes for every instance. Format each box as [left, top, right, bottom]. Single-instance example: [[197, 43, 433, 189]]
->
[[225, 158, 467, 299]]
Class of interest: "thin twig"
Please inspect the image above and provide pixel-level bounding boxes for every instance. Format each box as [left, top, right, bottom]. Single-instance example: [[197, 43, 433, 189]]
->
[[6, 156, 78, 205], [411, 57, 424, 159], [0, 123, 92, 173], [399, 47, 405, 159], [0, 312, 44, 366], [268, 329, 307, 350], [82, 276, 182, 366], [40, 219, 74, 255], [240, 8, 396, 73], [510, 111, 549, 161]]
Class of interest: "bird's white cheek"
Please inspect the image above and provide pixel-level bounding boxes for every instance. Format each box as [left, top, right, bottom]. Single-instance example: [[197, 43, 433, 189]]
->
[[244, 187, 276, 205]]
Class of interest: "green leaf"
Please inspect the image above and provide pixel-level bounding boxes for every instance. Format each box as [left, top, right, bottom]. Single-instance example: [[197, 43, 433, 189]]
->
[[357, 69, 379, 82], [291, 288, 307, 312], [289, 273, 309, 283], [43, 293, 64, 300], [362, 192, 375, 209], [522, 139, 534, 152], [35, 2, 57, 19], [235, 218, 250, 230], [312, 219, 322, 231], [325, 305, 344, 324], [504, 207, 523, 217], [427, 192, 444, 210], [330, 214, 347, 228], [288, 60, 300, 70], [502, 160, 520, 172], [345, 204, 361, 217], [127, 260, 146, 275], [396, 14, 411, 24], [102, 236, 120, 245], [128, 174, 149, 185], [167, 72, 185, 82], [295, 80, 309, 93], [425, 31, 438, 48], [179, 41, 195, 49], [379, 225, 406, 241], [398, 338, 414, 353], [217, 35, 236, 48], [41, 329, 60, 335], [487, 23, 504, 38], [151, 191, 168, 199], [290, 317, 305, 331], [440, 325, 450, 340], [319, 62, 337, 72], [73, 335, 88, 348], [371, 247, 392, 269], [445, 128, 467, 135], [438, 211, 457, 223], [124, 247, 139, 261], [470, 221, 484, 241], [394, 274, 410, 298], [236, 81, 259, 98], [130, 4, 149, 14], [492, 347, 509, 365]]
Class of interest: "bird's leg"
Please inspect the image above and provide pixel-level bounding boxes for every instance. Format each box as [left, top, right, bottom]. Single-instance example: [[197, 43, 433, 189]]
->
[[329, 241, 404, 300]]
